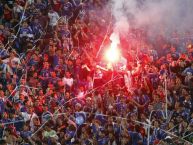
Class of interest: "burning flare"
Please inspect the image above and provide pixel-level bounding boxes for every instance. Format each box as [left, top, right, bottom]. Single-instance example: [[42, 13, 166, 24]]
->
[[105, 33, 121, 63]]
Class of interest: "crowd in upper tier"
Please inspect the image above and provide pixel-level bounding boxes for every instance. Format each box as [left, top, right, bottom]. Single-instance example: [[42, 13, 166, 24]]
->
[[0, 0, 192, 145]]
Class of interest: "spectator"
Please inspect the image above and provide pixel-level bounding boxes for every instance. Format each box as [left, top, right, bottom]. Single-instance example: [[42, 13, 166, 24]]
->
[[0, 0, 192, 145]]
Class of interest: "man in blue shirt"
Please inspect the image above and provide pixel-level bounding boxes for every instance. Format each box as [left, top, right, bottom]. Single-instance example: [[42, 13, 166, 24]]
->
[[182, 63, 193, 76], [128, 125, 143, 145]]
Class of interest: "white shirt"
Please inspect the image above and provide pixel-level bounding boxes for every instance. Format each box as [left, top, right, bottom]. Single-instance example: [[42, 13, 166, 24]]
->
[[3, 57, 21, 67], [13, 5, 23, 13], [21, 112, 37, 122], [27, 0, 34, 5], [48, 11, 60, 26], [10, 57, 20, 70], [62, 77, 73, 87], [21, 112, 38, 132]]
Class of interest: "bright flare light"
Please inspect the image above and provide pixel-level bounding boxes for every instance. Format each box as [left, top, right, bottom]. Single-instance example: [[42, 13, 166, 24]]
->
[[105, 44, 120, 63]]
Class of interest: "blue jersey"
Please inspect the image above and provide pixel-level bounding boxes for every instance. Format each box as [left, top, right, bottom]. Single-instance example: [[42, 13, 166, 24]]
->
[[20, 27, 33, 37], [128, 131, 143, 145], [183, 67, 193, 75]]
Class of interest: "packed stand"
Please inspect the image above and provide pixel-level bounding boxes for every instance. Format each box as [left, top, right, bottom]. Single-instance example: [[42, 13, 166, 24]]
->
[[0, 0, 192, 145]]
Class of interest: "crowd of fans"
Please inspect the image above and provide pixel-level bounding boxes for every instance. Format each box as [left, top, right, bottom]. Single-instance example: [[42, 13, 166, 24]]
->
[[0, 0, 192, 145]]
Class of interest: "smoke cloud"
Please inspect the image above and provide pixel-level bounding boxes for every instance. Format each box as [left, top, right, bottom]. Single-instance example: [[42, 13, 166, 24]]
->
[[110, 0, 193, 39]]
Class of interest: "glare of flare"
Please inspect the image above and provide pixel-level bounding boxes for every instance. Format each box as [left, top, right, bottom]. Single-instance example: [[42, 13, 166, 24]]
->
[[105, 43, 120, 63]]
